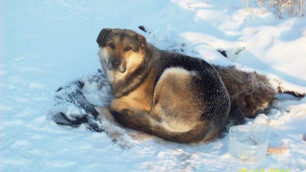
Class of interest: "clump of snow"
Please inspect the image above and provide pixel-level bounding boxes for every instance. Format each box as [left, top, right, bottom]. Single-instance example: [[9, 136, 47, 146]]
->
[[254, 113, 270, 125], [228, 125, 269, 163], [1, 0, 306, 171]]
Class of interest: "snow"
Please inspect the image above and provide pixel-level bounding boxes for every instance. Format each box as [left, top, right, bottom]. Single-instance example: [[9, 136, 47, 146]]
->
[[1, 0, 306, 171]]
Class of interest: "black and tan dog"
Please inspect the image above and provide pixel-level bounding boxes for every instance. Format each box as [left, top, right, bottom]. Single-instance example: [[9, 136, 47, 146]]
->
[[96, 28, 278, 143]]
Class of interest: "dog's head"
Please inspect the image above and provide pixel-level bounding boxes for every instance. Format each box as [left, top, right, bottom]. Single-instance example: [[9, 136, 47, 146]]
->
[[97, 28, 149, 80]]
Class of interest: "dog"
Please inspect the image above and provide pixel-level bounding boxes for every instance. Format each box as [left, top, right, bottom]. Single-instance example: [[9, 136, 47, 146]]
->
[[96, 28, 298, 143]]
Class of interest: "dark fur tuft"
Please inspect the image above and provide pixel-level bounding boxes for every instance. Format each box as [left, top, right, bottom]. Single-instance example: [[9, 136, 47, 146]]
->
[[97, 28, 111, 47], [214, 65, 277, 118]]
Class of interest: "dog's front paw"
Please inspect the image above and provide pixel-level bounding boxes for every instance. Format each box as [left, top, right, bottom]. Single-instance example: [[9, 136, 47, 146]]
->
[[110, 109, 133, 124], [119, 109, 133, 116]]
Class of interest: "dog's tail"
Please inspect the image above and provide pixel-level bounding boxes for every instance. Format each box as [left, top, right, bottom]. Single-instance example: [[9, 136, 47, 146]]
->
[[111, 110, 215, 143]]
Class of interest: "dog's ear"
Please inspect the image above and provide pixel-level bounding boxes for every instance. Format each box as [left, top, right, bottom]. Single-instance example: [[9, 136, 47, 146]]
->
[[97, 28, 112, 47], [135, 33, 149, 53]]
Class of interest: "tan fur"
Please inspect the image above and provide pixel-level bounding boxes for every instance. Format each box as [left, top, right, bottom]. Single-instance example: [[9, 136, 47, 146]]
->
[[151, 68, 204, 132], [110, 64, 155, 112], [125, 52, 145, 74]]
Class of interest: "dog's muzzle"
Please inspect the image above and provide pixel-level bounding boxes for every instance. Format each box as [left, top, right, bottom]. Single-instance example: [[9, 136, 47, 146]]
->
[[107, 58, 126, 73]]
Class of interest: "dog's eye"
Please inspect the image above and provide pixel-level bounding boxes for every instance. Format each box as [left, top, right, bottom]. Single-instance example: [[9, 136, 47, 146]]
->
[[124, 46, 132, 51], [108, 43, 115, 49]]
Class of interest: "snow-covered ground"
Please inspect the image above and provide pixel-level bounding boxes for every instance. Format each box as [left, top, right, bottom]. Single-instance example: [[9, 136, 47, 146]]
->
[[1, 0, 306, 171]]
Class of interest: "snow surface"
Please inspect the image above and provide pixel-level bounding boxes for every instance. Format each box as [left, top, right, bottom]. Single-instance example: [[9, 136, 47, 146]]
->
[[1, 0, 306, 171]]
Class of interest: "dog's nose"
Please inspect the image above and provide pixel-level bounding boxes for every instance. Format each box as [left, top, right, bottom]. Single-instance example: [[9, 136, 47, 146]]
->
[[110, 57, 121, 68]]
